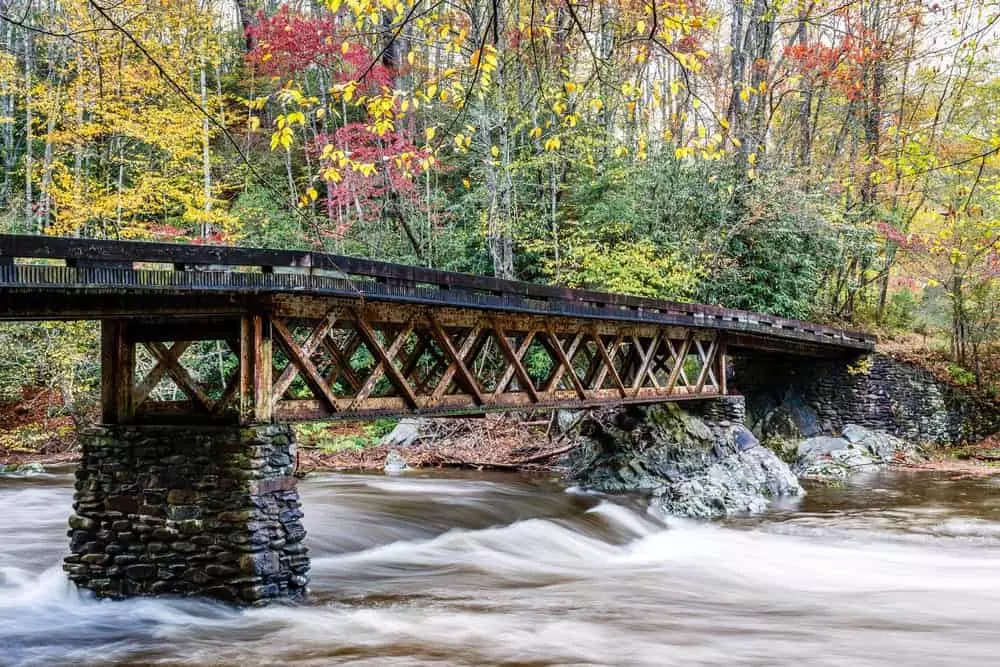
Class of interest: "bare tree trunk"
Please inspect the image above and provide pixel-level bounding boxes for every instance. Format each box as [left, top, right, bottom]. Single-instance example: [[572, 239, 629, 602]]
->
[[200, 58, 212, 238], [24, 30, 33, 229]]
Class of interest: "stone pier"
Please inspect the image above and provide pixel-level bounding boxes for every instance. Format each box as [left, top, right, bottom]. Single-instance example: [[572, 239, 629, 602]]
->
[[63, 424, 309, 605]]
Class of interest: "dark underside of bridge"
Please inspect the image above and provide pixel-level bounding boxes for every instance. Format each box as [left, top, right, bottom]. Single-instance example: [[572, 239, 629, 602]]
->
[[1, 234, 875, 604]]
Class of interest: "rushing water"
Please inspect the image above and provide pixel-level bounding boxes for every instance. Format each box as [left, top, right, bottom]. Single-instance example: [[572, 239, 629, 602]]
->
[[2, 467, 1000, 666]]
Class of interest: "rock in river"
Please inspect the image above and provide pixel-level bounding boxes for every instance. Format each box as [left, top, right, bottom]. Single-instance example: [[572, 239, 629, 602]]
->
[[566, 403, 803, 519], [793, 424, 923, 480]]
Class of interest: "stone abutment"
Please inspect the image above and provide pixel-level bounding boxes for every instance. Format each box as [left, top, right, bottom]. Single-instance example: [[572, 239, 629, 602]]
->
[[63, 424, 309, 605]]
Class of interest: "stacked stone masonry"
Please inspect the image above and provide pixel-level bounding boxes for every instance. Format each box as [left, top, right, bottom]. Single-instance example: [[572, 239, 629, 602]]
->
[[734, 352, 1000, 444], [63, 424, 309, 605]]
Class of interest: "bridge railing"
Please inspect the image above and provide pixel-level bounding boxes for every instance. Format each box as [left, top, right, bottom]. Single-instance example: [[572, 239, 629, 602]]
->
[[0, 234, 875, 350]]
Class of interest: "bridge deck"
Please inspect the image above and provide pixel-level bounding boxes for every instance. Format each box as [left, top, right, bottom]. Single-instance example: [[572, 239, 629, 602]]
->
[[0, 235, 874, 424]]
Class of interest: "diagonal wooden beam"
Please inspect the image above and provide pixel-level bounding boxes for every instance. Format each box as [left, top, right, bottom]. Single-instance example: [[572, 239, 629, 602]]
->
[[590, 329, 627, 398], [211, 371, 241, 416], [428, 314, 484, 405], [322, 333, 364, 393], [664, 333, 693, 394], [145, 341, 214, 412], [693, 339, 719, 394], [490, 319, 539, 402], [399, 332, 431, 382], [545, 328, 588, 399], [580, 344, 602, 389], [133, 340, 193, 406], [630, 332, 663, 396], [351, 311, 419, 409], [271, 308, 341, 404], [493, 329, 536, 395], [270, 317, 340, 413], [592, 332, 624, 391]]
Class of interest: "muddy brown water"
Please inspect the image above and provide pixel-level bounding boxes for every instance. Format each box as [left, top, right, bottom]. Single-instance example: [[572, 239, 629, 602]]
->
[[1, 467, 999, 666]]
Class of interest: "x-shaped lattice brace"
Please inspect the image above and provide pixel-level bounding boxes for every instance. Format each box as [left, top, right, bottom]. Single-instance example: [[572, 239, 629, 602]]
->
[[132, 340, 240, 416]]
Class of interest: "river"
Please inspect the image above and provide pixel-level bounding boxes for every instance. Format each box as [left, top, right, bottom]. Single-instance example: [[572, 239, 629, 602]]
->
[[2, 467, 999, 666]]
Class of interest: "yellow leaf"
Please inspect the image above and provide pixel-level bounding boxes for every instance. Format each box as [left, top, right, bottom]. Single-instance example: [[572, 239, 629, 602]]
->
[[636, 19, 646, 34], [326, 0, 342, 12], [425, 126, 436, 142], [249, 116, 260, 131], [491, 145, 500, 157], [739, 88, 750, 103], [748, 152, 757, 165], [407, 51, 415, 65], [306, 187, 318, 201], [530, 126, 542, 139], [462, 177, 471, 188]]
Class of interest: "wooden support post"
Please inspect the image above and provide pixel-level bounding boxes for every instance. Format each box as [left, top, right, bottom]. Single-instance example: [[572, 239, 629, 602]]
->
[[717, 339, 728, 395], [101, 320, 134, 424], [239, 316, 255, 423], [253, 314, 273, 423]]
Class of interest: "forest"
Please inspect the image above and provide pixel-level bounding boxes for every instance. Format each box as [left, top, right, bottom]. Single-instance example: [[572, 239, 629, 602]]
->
[[1, 0, 1000, 432]]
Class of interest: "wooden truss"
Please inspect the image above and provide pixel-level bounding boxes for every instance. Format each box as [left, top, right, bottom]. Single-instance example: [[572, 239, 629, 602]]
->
[[101, 298, 727, 424]]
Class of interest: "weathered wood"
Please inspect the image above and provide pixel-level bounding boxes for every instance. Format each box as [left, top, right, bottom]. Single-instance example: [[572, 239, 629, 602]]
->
[[428, 315, 485, 405], [545, 329, 588, 400], [0, 234, 876, 353], [351, 312, 419, 409], [491, 320, 539, 402], [239, 315, 255, 423], [591, 330, 627, 398], [133, 341, 193, 406], [253, 314, 273, 422], [146, 342, 214, 412], [664, 334, 693, 394], [270, 317, 340, 413], [270, 308, 340, 408], [631, 333, 663, 396], [101, 320, 134, 424]]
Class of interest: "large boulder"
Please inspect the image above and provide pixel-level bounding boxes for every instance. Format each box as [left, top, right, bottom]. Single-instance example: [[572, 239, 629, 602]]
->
[[565, 403, 803, 519], [793, 424, 922, 479]]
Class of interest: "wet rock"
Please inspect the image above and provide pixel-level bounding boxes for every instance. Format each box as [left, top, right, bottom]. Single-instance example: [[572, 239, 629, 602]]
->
[[793, 424, 923, 480], [383, 450, 408, 474], [379, 418, 427, 448], [567, 399, 803, 519], [3, 462, 46, 476]]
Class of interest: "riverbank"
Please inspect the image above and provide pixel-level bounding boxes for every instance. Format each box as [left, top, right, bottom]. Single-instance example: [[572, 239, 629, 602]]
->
[[5, 412, 1000, 478]]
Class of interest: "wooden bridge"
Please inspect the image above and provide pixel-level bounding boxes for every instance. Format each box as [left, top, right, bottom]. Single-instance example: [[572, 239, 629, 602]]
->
[[0, 234, 874, 425]]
